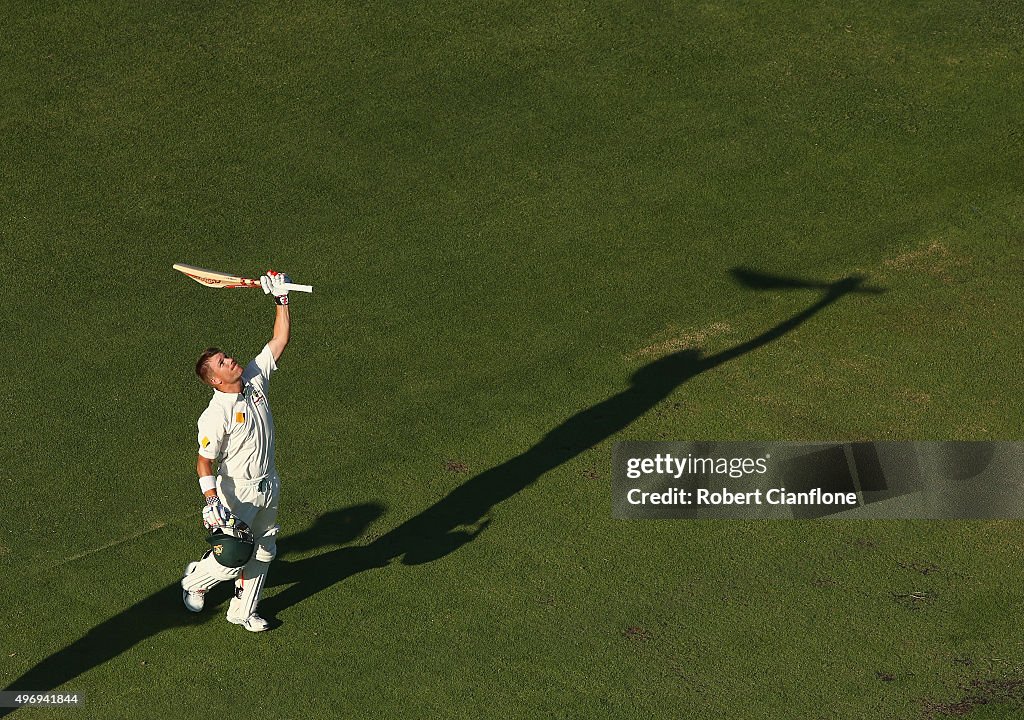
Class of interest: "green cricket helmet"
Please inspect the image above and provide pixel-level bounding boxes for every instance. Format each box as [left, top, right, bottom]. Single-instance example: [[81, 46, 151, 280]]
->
[[206, 520, 254, 568]]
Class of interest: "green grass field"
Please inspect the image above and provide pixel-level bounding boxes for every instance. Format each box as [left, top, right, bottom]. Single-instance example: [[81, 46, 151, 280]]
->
[[2, 0, 1023, 717]]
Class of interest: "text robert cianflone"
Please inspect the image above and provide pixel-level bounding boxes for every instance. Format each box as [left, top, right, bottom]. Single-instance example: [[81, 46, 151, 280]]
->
[[625, 452, 769, 480], [626, 487, 859, 506]]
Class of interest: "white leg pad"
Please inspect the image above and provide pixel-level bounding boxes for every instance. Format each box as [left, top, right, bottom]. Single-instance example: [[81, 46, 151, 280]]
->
[[229, 560, 270, 620], [182, 551, 243, 592]]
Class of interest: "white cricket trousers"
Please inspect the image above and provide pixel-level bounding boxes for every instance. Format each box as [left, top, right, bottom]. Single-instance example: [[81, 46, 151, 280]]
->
[[218, 471, 281, 554]]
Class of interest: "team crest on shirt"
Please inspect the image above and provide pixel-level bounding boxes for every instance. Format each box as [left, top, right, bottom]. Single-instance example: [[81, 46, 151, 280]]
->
[[236, 412, 245, 423], [201, 437, 210, 448], [243, 385, 265, 406]]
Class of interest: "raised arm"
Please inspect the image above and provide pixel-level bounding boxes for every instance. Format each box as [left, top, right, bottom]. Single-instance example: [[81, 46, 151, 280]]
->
[[267, 303, 290, 362], [260, 270, 292, 362]]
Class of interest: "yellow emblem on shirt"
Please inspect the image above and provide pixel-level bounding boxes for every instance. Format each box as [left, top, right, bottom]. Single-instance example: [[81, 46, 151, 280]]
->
[[201, 436, 210, 448], [236, 412, 245, 423]]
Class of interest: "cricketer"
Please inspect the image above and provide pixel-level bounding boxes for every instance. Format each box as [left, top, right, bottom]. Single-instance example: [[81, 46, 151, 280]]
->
[[180, 270, 292, 631]]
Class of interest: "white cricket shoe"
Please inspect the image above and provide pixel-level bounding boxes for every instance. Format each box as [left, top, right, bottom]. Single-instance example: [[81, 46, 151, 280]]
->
[[181, 562, 205, 613], [227, 612, 270, 632]]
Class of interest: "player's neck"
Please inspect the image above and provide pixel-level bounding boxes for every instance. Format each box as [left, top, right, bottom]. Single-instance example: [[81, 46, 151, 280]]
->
[[216, 380, 244, 394]]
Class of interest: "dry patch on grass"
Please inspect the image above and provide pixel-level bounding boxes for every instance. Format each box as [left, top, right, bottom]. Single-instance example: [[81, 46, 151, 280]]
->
[[951, 421, 992, 438], [629, 322, 733, 360], [444, 460, 469, 474], [899, 389, 932, 405], [622, 626, 653, 641], [882, 239, 969, 283], [899, 560, 941, 575], [922, 677, 1024, 719], [0, 545, 9, 557]]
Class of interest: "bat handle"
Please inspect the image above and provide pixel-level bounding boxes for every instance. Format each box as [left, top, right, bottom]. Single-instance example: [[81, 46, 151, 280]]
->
[[283, 282, 313, 294]]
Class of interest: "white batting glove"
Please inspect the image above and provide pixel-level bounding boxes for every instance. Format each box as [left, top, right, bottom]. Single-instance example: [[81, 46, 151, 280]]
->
[[202, 496, 231, 529], [260, 270, 290, 306]]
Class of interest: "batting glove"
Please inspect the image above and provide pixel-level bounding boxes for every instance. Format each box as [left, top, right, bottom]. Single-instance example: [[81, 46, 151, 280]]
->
[[260, 270, 290, 306], [202, 495, 231, 529]]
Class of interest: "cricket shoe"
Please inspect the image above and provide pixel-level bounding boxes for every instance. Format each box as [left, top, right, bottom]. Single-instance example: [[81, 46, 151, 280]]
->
[[181, 562, 206, 613], [227, 612, 270, 632]]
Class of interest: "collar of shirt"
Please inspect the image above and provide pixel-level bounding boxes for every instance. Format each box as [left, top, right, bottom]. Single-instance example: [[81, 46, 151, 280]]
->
[[212, 385, 247, 405]]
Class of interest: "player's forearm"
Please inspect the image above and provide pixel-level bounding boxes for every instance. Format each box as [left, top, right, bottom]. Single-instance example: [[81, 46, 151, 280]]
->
[[274, 303, 290, 342], [196, 456, 217, 499], [269, 303, 290, 359]]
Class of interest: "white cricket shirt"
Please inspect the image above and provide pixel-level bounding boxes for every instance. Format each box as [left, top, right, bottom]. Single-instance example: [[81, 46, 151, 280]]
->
[[197, 344, 278, 481]]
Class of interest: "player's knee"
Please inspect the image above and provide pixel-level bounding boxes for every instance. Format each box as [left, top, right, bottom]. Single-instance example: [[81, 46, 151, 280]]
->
[[254, 525, 279, 562], [255, 540, 276, 562]]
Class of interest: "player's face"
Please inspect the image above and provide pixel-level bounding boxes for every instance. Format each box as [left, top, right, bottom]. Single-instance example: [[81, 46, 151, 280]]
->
[[208, 352, 243, 386]]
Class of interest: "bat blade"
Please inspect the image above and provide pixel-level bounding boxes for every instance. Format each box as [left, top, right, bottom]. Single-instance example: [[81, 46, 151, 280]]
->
[[173, 263, 314, 293], [172, 263, 260, 289]]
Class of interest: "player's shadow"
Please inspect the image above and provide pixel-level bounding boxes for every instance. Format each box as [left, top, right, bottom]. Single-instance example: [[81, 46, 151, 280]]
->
[[261, 269, 885, 615], [0, 504, 385, 718], [0, 269, 883, 710]]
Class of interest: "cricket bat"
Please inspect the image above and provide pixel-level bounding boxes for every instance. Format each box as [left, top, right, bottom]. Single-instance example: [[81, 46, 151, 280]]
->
[[173, 263, 313, 293]]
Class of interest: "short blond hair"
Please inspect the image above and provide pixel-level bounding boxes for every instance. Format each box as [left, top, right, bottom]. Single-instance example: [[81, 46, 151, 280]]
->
[[195, 347, 223, 385]]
